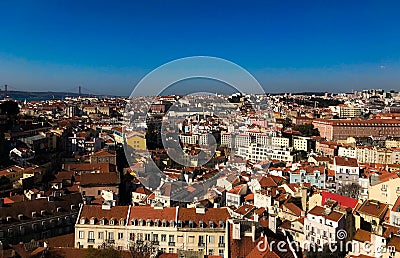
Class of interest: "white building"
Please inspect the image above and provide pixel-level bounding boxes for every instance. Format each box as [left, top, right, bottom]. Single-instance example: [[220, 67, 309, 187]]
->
[[304, 206, 346, 250]]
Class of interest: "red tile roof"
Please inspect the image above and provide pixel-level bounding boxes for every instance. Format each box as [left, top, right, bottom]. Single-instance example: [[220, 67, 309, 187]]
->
[[357, 200, 388, 219], [321, 191, 358, 210], [128, 206, 177, 224], [80, 172, 119, 186], [334, 156, 358, 167], [80, 205, 129, 225], [308, 206, 345, 222], [177, 207, 230, 228]]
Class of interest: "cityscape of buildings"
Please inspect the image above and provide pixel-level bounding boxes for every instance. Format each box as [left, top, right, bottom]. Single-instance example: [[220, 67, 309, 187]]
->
[[0, 88, 399, 257]]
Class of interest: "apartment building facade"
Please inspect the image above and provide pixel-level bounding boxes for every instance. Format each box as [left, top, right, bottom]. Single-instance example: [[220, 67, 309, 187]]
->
[[75, 205, 230, 257]]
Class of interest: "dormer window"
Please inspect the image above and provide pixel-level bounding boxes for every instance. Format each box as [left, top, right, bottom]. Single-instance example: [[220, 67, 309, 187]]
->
[[110, 219, 115, 225], [41, 210, 46, 216], [138, 218, 144, 226], [131, 219, 136, 226], [18, 214, 24, 221], [219, 220, 225, 228], [177, 220, 183, 228], [32, 211, 37, 218], [90, 218, 96, 225], [80, 218, 86, 224], [209, 221, 215, 228], [155, 219, 160, 226], [189, 220, 194, 228], [100, 218, 106, 225], [56, 207, 62, 212], [199, 220, 204, 228], [119, 219, 125, 226], [146, 219, 152, 226], [170, 220, 175, 227], [162, 219, 167, 227]]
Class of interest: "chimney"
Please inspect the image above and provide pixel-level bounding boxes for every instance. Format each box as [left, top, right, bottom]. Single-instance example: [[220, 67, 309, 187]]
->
[[232, 222, 241, 240], [269, 213, 277, 234], [251, 224, 256, 242]]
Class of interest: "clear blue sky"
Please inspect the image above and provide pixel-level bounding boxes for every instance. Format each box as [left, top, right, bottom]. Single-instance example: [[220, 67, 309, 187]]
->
[[0, 0, 400, 96]]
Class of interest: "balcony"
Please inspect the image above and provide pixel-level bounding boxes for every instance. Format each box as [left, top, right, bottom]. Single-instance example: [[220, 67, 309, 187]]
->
[[198, 242, 205, 247], [218, 243, 225, 247], [136, 240, 143, 245], [168, 242, 175, 246], [107, 239, 115, 244], [87, 239, 95, 243], [152, 241, 159, 246]]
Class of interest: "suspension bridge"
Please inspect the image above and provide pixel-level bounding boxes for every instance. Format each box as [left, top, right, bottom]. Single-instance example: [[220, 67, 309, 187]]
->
[[0, 84, 114, 100]]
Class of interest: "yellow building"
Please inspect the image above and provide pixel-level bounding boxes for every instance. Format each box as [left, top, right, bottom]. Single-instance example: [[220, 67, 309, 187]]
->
[[75, 205, 230, 257], [126, 132, 147, 151], [368, 175, 400, 208]]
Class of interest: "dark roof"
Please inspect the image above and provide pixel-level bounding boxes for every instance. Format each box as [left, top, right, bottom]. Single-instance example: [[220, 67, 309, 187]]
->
[[80, 172, 119, 186], [0, 193, 82, 227]]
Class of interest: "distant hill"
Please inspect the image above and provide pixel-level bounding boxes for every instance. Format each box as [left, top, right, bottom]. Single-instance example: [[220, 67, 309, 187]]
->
[[0, 90, 114, 101]]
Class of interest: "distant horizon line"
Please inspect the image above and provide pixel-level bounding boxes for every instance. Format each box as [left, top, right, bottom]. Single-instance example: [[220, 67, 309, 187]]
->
[[1, 89, 393, 99]]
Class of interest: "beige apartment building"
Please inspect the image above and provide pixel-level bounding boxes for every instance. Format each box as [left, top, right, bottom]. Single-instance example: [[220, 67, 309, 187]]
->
[[368, 175, 400, 208], [75, 205, 230, 257]]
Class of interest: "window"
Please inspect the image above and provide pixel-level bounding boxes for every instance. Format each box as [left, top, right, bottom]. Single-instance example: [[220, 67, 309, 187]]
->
[[161, 234, 166, 242], [145, 234, 150, 241], [219, 249, 224, 257], [209, 236, 215, 243], [169, 248, 174, 253], [199, 235, 204, 244], [117, 246, 123, 250], [118, 232, 123, 240], [88, 231, 94, 241], [209, 249, 214, 255], [219, 235, 225, 244], [169, 235, 174, 242], [188, 236, 195, 243], [129, 233, 135, 241], [177, 236, 183, 243], [79, 231, 84, 239], [108, 232, 114, 240], [98, 232, 104, 239], [153, 234, 158, 241]]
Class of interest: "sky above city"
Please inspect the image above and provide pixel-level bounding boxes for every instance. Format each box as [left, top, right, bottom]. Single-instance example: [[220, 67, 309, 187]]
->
[[0, 1, 400, 96]]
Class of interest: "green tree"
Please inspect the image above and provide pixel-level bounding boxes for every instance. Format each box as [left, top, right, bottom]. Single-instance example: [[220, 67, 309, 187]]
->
[[338, 183, 361, 199], [292, 124, 320, 136], [83, 248, 121, 258]]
